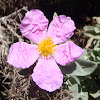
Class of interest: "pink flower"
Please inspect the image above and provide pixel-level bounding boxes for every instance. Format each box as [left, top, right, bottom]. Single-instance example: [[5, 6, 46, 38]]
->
[[7, 9, 83, 92]]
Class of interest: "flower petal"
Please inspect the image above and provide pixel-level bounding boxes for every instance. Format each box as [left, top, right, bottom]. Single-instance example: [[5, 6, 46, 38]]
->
[[32, 57, 63, 92], [7, 42, 39, 68], [54, 41, 84, 66], [47, 15, 76, 44], [20, 9, 49, 44]]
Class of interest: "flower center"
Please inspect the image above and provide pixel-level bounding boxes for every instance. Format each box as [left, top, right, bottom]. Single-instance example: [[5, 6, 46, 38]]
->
[[38, 37, 56, 57]]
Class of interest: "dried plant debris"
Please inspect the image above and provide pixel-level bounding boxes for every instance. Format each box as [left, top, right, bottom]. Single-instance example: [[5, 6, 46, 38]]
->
[[0, 61, 73, 100], [0, 0, 38, 15], [0, 6, 32, 100]]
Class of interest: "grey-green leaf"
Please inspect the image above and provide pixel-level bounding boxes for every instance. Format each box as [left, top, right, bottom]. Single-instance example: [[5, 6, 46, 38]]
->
[[61, 58, 98, 76], [93, 17, 100, 24], [79, 91, 88, 100], [68, 84, 79, 100], [53, 12, 58, 19], [72, 59, 97, 76], [83, 26, 94, 32], [94, 27, 100, 34], [83, 32, 100, 39]]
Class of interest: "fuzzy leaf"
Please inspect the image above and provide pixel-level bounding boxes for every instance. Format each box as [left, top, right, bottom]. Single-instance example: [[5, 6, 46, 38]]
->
[[94, 27, 100, 34], [70, 76, 81, 85], [60, 58, 98, 76], [83, 32, 100, 39], [79, 91, 88, 100], [93, 17, 100, 24], [53, 12, 58, 19], [90, 90, 100, 99], [83, 26, 94, 32], [68, 84, 79, 100], [73, 59, 97, 76]]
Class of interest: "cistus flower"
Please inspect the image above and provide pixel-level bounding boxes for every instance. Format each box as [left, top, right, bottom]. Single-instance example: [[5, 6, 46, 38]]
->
[[7, 9, 84, 92]]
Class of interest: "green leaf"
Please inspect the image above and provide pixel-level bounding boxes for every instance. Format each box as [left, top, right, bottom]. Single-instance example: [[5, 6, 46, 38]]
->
[[53, 12, 58, 19], [79, 91, 88, 100], [87, 48, 100, 62], [93, 17, 100, 24], [90, 90, 100, 99], [83, 32, 100, 39], [12, 34, 14, 43], [68, 84, 79, 100], [0, 90, 6, 96], [94, 40, 100, 48], [94, 27, 100, 34], [91, 51, 96, 58], [59, 58, 98, 76], [70, 76, 81, 85], [83, 26, 94, 32], [80, 49, 88, 59], [95, 48, 100, 56], [67, 59, 97, 76]]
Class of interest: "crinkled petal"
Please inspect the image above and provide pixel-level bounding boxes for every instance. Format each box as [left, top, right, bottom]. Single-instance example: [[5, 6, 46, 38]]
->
[[7, 42, 39, 68], [47, 15, 76, 44], [53, 41, 84, 66], [20, 9, 49, 44], [32, 57, 63, 92]]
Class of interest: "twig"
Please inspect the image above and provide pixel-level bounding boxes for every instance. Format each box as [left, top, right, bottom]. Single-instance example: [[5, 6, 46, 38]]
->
[[6, 24, 23, 41], [60, 87, 63, 99], [0, 23, 8, 44], [2, 73, 10, 83], [45, 92, 52, 100], [85, 38, 94, 49], [0, 6, 28, 41], [0, 6, 28, 22]]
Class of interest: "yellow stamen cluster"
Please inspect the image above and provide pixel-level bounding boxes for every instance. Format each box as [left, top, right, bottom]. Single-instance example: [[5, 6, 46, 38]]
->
[[38, 37, 56, 57]]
